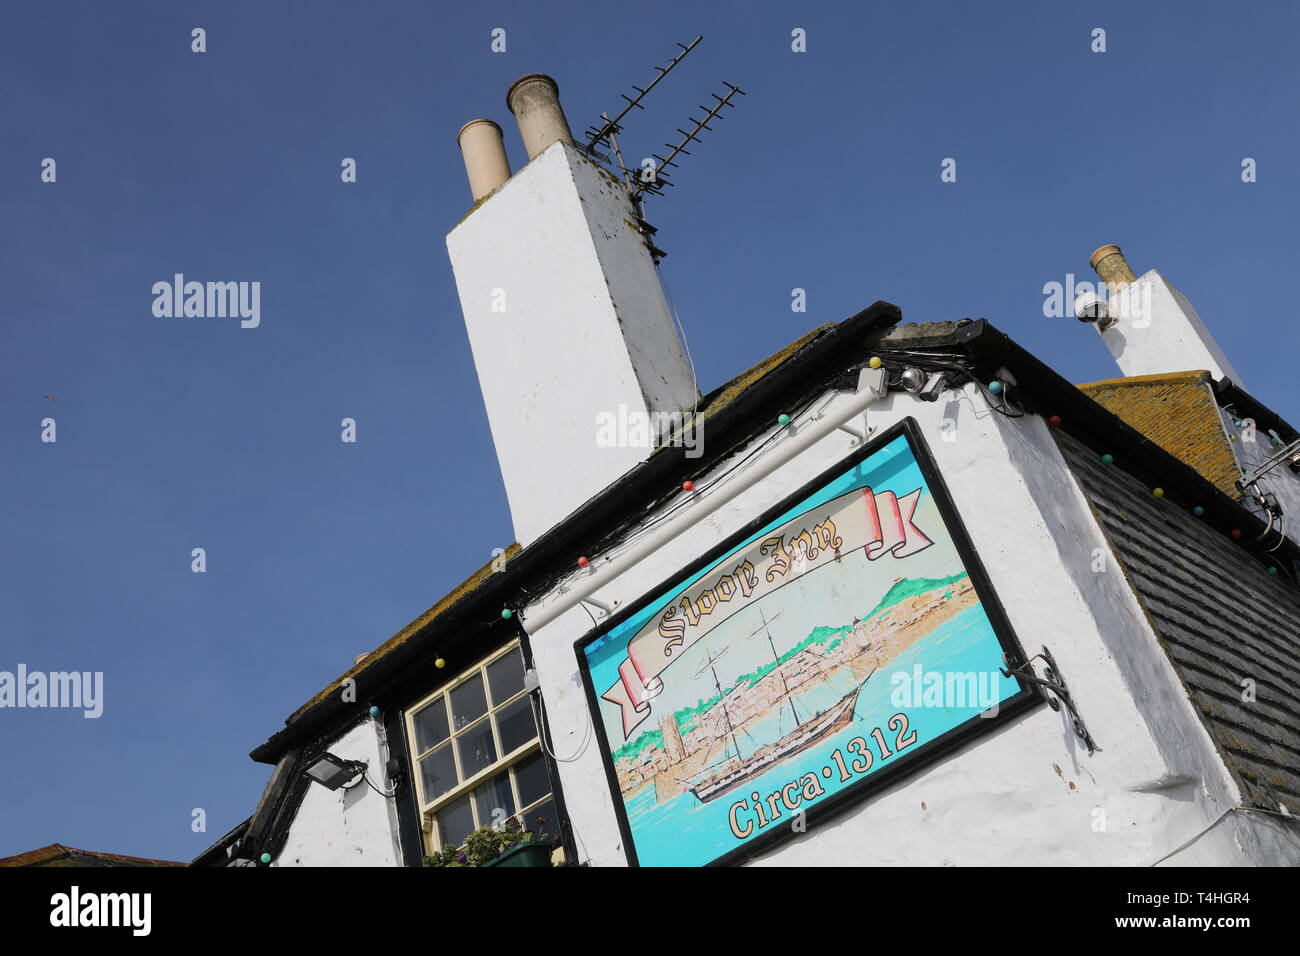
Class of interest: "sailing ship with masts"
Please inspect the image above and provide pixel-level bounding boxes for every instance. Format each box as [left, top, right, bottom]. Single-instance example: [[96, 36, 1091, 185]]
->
[[688, 610, 871, 804]]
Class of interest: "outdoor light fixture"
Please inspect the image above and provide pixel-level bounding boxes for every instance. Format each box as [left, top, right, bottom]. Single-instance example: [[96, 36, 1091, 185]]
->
[[899, 367, 927, 393], [1073, 291, 1116, 330], [918, 372, 950, 403], [303, 752, 365, 791]]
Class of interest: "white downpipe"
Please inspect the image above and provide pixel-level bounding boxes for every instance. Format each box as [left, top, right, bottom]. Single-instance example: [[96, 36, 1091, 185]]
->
[[520, 385, 882, 632]]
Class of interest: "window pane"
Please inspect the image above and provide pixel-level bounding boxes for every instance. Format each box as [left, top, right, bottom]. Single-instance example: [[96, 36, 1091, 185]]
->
[[495, 695, 537, 755], [436, 793, 475, 850], [449, 674, 488, 731], [520, 797, 557, 840], [419, 743, 458, 802], [487, 649, 526, 705], [456, 719, 497, 778], [472, 771, 516, 827], [412, 697, 449, 754], [513, 750, 550, 808]]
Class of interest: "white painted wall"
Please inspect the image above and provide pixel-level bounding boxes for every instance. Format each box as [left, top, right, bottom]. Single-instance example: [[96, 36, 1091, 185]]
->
[[274, 719, 404, 867], [1099, 270, 1242, 383], [525, 381, 1300, 866], [447, 142, 697, 546]]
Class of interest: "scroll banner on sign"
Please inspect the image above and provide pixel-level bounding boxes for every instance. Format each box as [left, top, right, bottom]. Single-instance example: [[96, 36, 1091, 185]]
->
[[602, 486, 933, 739]]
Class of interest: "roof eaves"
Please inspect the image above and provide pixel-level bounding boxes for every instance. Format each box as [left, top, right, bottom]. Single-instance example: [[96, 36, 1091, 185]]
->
[[190, 817, 251, 867], [249, 301, 903, 765], [937, 319, 1300, 571], [1214, 377, 1299, 445]]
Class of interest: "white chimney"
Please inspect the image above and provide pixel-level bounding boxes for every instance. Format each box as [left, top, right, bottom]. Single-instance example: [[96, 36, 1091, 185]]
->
[[447, 76, 698, 545], [1087, 244, 1244, 386]]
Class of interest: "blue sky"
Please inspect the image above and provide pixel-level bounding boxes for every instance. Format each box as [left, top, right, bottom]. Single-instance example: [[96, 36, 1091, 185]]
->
[[1, 1, 1295, 861]]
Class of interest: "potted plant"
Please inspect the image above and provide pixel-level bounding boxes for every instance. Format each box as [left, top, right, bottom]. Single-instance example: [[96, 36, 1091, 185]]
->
[[482, 816, 555, 868], [423, 815, 557, 868]]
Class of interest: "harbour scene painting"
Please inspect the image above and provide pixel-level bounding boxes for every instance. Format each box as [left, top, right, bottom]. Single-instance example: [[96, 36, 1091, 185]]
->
[[580, 428, 1026, 866]]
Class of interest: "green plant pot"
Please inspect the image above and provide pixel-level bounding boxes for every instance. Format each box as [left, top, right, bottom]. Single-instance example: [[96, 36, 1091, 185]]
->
[[482, 840, 553, 868]]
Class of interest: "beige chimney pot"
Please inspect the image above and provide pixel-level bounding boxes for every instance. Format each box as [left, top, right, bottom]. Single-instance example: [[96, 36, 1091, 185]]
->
[[456, 119, 512, 202], [506, 73, 574, 161]]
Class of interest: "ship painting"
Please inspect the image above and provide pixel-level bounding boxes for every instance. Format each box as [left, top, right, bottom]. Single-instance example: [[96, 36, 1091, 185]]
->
[[688, 610, 874, 804]]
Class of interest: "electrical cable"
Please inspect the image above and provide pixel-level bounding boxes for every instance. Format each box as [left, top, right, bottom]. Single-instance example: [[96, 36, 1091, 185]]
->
[[524, 386, 826, 601], [535, 677, 594, 764], [1148, 808, 1234, 866], [656, 263, 700, 425], [508, 354, 1001, 619], [362, 772, 397, 799], [1149, 805, 1299, 866], [505, 350, 1018, 621]]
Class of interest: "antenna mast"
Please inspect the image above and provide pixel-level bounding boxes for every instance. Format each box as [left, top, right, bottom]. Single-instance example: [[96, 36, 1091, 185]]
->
[[580, 35, 746, 262], [634, 82, 746, 201], [582, 36, 702, 154]]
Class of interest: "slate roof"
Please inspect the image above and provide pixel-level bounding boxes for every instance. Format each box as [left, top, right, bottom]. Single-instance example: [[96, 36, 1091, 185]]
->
[[865, 318, 1300, 812], [229, 308, 1300, 864], [1057, 429, 1300, 813]]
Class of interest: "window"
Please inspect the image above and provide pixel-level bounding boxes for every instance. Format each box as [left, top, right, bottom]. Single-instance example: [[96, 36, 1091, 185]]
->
[[405, 643, 558, 852]]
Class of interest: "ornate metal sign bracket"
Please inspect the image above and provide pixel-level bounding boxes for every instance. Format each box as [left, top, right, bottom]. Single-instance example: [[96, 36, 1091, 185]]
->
[[1001, 646, 1101, 755]]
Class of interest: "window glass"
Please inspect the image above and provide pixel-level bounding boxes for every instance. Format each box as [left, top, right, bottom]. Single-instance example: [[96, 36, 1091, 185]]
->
[[408, 642, 555, 851], [472, 771, 516, 826], [456, 718, 498, 778], [487, 649, 526, 705], [449, 674, 488, 730], [437, 793, 475, 850], [522, 797, 558, 840], [514, 750, 551, 808], [419, 743, 458, 802], [495, 696, 536, 756], [412, 696, 449, 754]]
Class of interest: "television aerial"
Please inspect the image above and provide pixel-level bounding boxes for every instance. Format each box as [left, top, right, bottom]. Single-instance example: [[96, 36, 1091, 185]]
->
[[579, 36, 746, 262]]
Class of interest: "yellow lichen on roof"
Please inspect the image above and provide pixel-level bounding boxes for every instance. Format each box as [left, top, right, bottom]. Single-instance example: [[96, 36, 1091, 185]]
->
[[283, 326, 834, 727], [641, 324, 833, 452], [287, 543, 522, 722], [1077, 370, 1241, 498], [700, 325, 832, 420], [0, 844, 185, 867]]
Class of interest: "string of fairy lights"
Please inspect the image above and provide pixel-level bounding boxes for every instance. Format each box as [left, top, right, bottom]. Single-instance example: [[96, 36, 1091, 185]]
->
[[402, 349, 1297, 688], [491, 353, 1293, 629]]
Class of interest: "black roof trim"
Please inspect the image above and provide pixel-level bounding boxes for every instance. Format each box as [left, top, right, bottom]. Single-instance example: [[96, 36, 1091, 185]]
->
[[942, 319, 1300, 571], [190, 817, 251, 868], [249, 301, 903, 765], [250, 308, 1296, 770], [1214, 377, 1299, 445], [240, 307, 1299, 857]]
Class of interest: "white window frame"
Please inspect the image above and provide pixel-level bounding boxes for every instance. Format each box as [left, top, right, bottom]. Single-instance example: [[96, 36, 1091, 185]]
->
[[404, 642, 552, 853]]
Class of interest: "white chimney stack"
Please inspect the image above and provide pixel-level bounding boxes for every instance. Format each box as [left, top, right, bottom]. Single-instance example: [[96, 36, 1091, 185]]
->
[[447, 75, 698, 545], [1087, 244, 1244, 386]]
